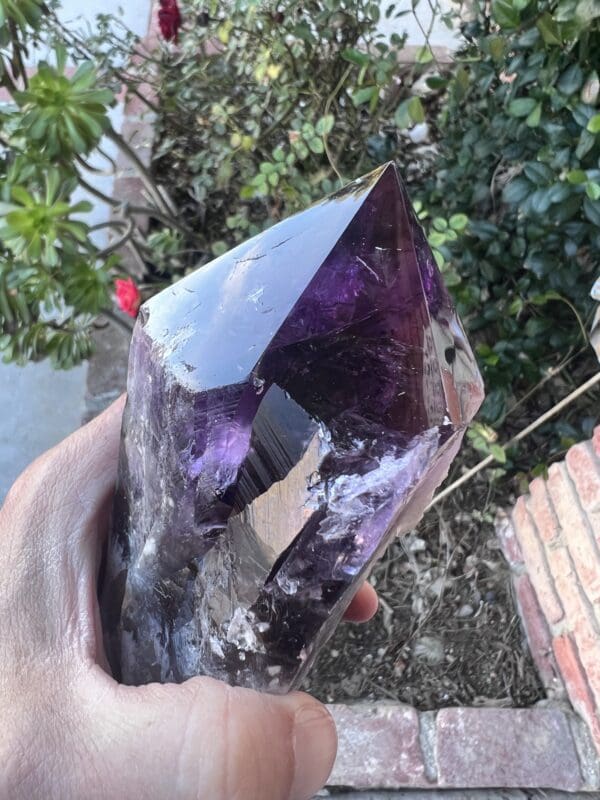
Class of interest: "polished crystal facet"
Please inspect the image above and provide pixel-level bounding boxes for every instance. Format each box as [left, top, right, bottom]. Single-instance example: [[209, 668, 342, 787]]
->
[[100, 164, 484, 693]]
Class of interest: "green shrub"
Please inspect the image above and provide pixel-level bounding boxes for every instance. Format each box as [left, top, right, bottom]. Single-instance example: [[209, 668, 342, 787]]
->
[[153, 0, 435, 260], [0, 0, 440, 366], [420, 0, 599, 425]]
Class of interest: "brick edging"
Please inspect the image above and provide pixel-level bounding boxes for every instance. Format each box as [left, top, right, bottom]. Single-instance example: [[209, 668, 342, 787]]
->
[[327, 703, 598, 791], [497, 427, 600, 761]]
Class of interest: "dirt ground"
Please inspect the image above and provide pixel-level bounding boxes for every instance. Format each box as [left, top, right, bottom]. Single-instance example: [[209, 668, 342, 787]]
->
[[303, 470, 545, 709]]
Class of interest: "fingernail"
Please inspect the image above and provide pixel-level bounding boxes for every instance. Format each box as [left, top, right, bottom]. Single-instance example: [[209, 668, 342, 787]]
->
[[289, 698, 337, 800]]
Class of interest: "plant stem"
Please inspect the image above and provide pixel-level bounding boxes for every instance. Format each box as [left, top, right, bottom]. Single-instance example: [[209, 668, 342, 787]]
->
[[76, 172, 188, 232], [323, 64, 352, 184], [95, 218, 136, 258], [104, 127, 177, 217], [75, 153, 115, 177]]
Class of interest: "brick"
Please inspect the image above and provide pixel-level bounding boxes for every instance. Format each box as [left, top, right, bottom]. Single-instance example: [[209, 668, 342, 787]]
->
[[528, 477, 560, 544], [120, 117, 156, 150], [553, 634, 600, 755], [511, 497, 563, 625], [535, 512, 600, 696], [546, 463, 600, 609], [113, 176, 147, 205], [328, 704, 427, 789], [495, 509, 524, 568], [514, 574, 562, 693], [539, 534, 600, 707], [593, 426, 600, 459], [124, 85, 159, 117], [566, 441, 600, 514], [436, 708, 584, 790]]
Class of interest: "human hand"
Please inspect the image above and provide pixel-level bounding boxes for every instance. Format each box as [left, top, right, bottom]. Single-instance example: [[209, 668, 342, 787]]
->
[[0, 397, 377, 800]]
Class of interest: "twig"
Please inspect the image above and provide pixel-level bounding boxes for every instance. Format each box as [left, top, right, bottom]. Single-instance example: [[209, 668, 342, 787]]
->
[[503, 346, 584, 421], [428, 370, 600, 509]]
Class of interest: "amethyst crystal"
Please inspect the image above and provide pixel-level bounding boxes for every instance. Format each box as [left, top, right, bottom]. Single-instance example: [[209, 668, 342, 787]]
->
[[101, 163, 484, 693]]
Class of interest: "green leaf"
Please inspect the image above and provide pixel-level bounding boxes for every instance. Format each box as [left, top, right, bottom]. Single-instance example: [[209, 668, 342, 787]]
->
[[508, 297, 524, 315], [583, 195, 600, 225], [524, 162, 554, 186], [566, 169, 587, 184], [576, 130, 596, 159], [587, 114, 600, 133], [488, 36, 506, 60], [394, 98, 411, 128], [490, 444, 507, 463], [315, 114, 335, 136], [526, 103, 542, 127], [537, 12, 563, 44], [308, 137, 324, 154], [341, 48, 369, 67], [449, 213, 469, 231], [432, 249, 445, 268], [492, 0, 520, 28], [408, 96, 425, 124], [508, 97, 537, 117], [211, 240, 228, 256], [352, 85, 377, 106], [586, 181, 600, 201], [11, 186, 34, 207], [428, 231, 447, 248], [425, 75, 449, 90], [503, 177, 532, 204], [557, 64, 584, 95]]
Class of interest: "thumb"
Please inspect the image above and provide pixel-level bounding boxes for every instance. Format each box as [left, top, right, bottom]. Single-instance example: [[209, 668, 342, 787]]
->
[[92, 675, 337, 800]]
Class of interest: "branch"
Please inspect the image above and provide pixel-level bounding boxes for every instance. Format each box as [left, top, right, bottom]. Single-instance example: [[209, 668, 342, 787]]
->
[[76, 172, 187, 232], [105, 127, 177, 217], [95, 217, 136, 258], [428, 370, 600, 509], [323, 64, 353, 184], [75, 152, 115, 177]]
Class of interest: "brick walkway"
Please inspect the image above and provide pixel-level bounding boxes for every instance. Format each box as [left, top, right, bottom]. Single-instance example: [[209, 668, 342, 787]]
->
[[326, 704, 598, 791]]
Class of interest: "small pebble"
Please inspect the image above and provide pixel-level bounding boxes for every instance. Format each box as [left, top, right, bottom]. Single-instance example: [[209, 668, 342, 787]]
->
[[408, 536, 427, 553], [457, 603, 474, 618], [408, 122, 430, 144]]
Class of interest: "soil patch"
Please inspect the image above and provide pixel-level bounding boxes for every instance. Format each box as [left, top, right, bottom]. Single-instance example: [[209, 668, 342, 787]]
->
[[303, 471, 545, 709]]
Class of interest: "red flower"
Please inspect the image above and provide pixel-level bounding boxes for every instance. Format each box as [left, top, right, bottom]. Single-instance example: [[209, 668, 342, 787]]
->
[[158, 0, 182, 42], [115, 278, 141, 318]]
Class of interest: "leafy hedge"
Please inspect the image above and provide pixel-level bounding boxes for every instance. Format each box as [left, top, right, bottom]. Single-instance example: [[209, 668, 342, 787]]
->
[[153, 0, 436, 259], [420, 0, 599, 424]]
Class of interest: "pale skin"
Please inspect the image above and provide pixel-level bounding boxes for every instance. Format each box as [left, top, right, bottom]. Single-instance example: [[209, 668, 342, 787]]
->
[[0, 397, 378, 800]]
